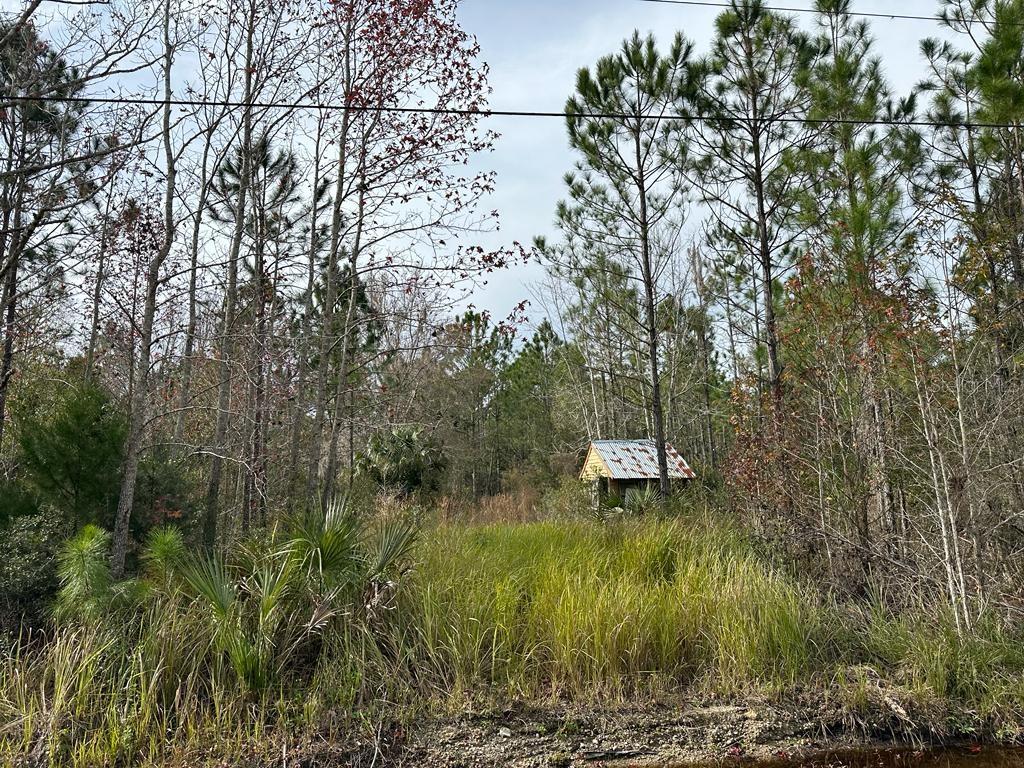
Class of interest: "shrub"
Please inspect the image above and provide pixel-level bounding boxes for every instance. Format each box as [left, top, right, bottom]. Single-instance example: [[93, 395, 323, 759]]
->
[[17, 382, 126, 529], [48, 503, 419, 694], [356, 427, 446, 497], [54, 524, 115, 623], [0, 479, 39, 527], [0, 510, 69, 631], [539, 475, 592, 518], [625, 484, 662, 516]]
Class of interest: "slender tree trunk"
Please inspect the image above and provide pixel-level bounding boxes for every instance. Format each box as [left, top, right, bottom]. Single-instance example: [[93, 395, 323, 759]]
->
[[0, 250, 18, 451], [305, 130, 348, 505], [306, 35, 355, 504], [323, 195, 364, 503], [110, 0, 177, 577], [913, 356, 967, 635], [85, 195, 114, 380], [634, 132, 670, 496], [287, 119, 325, 499], [247, 236, 269, 530], [0, 118, 27, 448], [748, 87, 783, 414], [205, 2, 256, 545], [174, 127, 215, 445]]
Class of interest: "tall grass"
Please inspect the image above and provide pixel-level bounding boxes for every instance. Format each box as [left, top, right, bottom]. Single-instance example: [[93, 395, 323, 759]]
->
[[402, 517, 821, 699], [844, 603, 1024, 729], [5, 512, 1024, 765]]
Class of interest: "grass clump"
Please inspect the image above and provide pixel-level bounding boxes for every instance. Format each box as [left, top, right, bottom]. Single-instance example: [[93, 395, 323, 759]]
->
[[847, 603, 1024, 727], [401, 516, 821, 699]]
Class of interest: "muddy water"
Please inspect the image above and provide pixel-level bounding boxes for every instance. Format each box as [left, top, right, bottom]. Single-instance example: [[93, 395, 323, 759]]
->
[[694, 747, 1024, 767]]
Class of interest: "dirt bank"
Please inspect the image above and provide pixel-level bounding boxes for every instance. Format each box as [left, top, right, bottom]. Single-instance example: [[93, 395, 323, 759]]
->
[[390, 694, 1015, 767], [144, 692, 1024, 767]]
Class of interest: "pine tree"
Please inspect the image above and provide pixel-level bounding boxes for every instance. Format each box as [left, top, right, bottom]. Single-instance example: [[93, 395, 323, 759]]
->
[[0, 19, 92, 448], [795, 0, 923, 571], [693, 0, 817, 411], [549, 31, 697, 495]]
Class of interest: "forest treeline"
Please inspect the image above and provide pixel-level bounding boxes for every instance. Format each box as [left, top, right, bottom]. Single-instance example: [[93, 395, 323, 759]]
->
[[2, 0, 1024, 642]]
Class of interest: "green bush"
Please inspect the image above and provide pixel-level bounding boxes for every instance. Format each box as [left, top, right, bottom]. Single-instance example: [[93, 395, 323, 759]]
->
[[625, 484, 662, 516], [48, 503, 418, 693], [0, 479, 39, 527], [539, 475, 592, 518], [356, 427, 446, 497], [0, 510, 70, 631], [133, 452, 197, 534], [16, 381, 126, 529]]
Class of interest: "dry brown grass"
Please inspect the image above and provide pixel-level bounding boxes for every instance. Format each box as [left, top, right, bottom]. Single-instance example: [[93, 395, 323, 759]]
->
[[434, 487, 543, 525]]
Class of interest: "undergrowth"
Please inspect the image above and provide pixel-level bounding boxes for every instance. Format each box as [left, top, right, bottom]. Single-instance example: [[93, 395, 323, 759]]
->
[[3, 511, 1024, 766]]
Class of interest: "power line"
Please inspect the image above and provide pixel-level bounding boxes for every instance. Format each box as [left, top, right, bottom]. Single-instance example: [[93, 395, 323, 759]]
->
[[637, 0, 1000, 27], [0, 91, 1015, 131]]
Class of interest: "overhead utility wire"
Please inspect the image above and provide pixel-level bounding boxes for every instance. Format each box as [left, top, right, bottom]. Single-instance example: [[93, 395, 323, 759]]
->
[[637, 0, 1006, 26], [0, 91, 1017, 131]]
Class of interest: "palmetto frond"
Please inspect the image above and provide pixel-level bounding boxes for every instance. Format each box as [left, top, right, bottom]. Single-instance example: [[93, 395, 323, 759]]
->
[[285, 501, 362, 589], [50, 495, 419, 695], [179, 553, 235, 621], [248, 557, 291, 633], [366, 518, 418, 579]]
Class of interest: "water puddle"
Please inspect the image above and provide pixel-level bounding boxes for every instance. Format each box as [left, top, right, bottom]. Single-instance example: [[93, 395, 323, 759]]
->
[[693, 747, 1024, 767]]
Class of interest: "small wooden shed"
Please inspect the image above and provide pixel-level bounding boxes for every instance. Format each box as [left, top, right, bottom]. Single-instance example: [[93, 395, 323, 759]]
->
[[579, 439, 696, 503]]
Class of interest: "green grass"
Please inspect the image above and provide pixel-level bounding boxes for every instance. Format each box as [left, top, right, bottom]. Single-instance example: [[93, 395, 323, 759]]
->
[[402, 517, 821, 698], [4, 514, 1024, 766]]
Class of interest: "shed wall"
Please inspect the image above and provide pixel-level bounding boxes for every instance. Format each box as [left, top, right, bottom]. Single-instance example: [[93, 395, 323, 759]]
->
[[580, 447, 608, 481]]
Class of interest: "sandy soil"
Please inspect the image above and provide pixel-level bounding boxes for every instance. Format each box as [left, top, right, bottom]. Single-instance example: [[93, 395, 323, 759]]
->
[[390, 696, 917, 767]]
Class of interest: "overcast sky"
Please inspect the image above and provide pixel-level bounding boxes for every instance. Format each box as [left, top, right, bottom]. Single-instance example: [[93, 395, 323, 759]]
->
[[454, 0, 954, 322]]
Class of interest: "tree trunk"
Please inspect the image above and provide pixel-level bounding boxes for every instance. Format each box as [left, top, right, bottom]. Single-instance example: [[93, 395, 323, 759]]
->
[[204, 2, 256, 545], [85, 196, 113, 380], [0, 251, 18, 451], [287, 119, 325, 500], [748, 79, 783, 414], [110, 0, 177, 577], [305, 133, 348, 505], [174, 127, 215, 445], [635, 132, 670, 496]]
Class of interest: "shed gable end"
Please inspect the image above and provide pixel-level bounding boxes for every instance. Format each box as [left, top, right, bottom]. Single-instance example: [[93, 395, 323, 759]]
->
[[579, 444, 610, 481]]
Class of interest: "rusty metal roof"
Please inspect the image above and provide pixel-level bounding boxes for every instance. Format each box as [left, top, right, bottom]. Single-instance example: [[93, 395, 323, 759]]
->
[[590, 440, 696, 480]]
